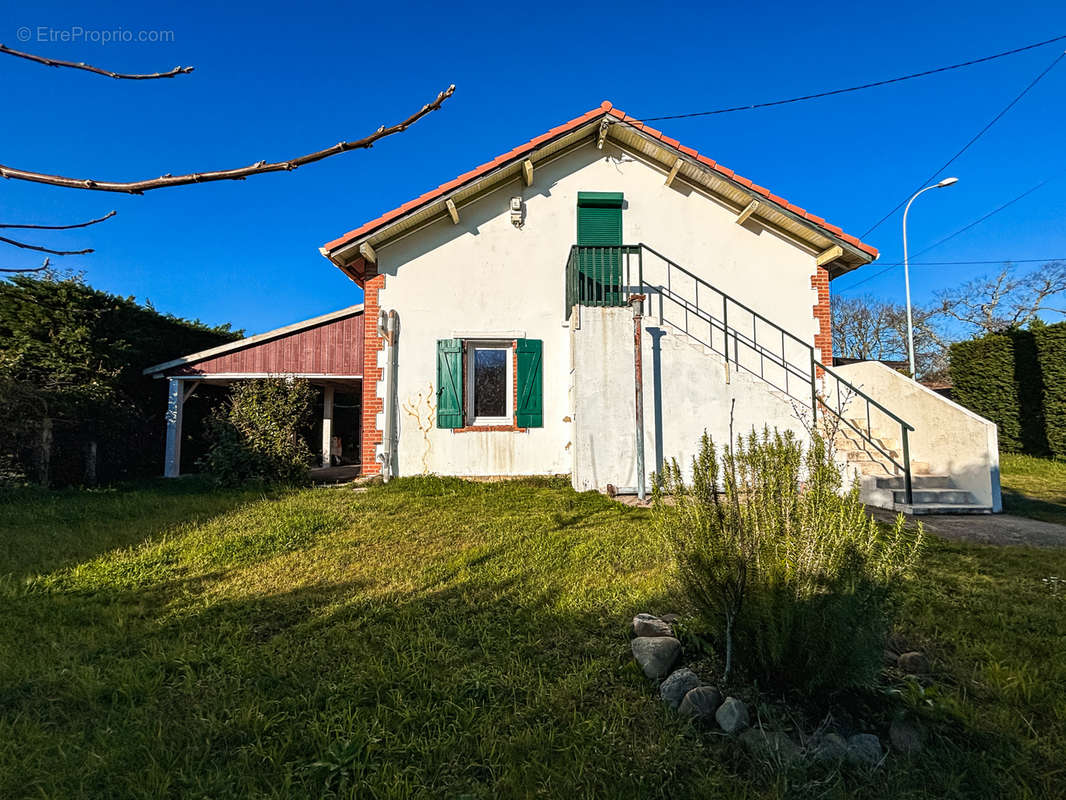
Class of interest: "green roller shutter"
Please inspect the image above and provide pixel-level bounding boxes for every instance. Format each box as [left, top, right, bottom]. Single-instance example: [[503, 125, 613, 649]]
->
[[515, 338, 543, 428], [436, 339, 463, 428], [576, 192, 623, 305]]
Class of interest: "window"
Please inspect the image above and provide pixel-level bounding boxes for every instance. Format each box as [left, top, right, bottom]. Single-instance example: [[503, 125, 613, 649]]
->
[[436, 338, 543, 430], [465, 341, 512, 425]]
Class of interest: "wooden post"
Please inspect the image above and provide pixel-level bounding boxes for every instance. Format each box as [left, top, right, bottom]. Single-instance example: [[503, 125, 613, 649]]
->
[[84, 440, 97, 486], [39, 417, 52, 487], [321, 385, 335, 467], [164, 378, 183, 478]]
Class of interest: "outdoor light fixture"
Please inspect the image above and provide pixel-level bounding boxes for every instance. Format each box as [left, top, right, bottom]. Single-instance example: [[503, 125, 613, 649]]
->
[[902, 177, 959, 379]]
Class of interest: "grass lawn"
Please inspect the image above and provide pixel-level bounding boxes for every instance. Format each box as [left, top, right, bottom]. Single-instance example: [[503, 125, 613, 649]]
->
[[2, 476, 1065, 799], [1000, 454, 1066, 526]]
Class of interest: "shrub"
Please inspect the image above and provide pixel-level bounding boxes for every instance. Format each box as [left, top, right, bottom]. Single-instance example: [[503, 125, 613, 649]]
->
[[654, 428, 922, 695], [949, 334, 1025, 452], [201, 378, 315, 486], [1034, 323, 1066, 458]]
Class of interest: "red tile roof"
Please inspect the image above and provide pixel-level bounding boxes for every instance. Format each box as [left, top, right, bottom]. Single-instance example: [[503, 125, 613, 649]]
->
[[322, 101, 878, 260]]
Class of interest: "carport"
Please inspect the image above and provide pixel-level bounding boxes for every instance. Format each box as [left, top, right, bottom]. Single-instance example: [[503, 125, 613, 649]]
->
[[143, 305, 364, 477]]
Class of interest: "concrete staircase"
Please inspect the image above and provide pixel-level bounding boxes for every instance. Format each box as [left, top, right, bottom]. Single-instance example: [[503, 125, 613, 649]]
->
[[835, 419, 992, 515]]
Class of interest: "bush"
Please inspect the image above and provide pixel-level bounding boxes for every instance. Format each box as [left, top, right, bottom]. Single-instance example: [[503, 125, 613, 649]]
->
[[1035, 324, 1066, 458], [949, 334, 1026, 452], [201, 378, 316, 486], [654, 429, 923, 695]]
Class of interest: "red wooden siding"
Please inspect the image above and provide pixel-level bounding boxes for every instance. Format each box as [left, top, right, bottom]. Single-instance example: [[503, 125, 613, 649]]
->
[[170, 312, 364, 376]]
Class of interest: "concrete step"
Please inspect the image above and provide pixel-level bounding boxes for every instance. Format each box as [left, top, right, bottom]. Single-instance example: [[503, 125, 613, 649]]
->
[[874, 474, 952, 490], [893, 489, 976, 505], [891, 502, 994, 515]]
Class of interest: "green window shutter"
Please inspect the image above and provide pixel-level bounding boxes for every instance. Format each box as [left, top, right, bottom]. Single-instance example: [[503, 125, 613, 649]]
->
[[436, 339, 463, 429], [576, 192, 623, 305], [515, 338, 543, 428], [576, 192, 623, 245]]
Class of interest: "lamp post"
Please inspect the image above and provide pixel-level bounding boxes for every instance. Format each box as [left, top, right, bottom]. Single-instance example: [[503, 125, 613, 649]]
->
[[902, 176, 958, 379]]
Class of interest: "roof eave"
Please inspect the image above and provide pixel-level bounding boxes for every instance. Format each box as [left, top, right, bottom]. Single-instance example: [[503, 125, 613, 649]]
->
[[320, 105, 878, 275]]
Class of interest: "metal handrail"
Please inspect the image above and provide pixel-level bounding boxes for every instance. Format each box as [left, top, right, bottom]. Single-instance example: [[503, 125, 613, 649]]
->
[[563, 243, 916, 504]]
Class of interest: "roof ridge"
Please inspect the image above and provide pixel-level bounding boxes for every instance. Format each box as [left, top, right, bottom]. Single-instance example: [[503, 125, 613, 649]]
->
[[321, 103, 877, 261]]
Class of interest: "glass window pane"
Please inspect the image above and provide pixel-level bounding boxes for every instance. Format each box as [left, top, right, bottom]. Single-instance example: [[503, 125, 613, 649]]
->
[[473, 348, 507, 418]]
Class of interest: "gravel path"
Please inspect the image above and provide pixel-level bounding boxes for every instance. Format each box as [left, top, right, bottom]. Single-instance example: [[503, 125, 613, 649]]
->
[[870, 508, 1066, 548]]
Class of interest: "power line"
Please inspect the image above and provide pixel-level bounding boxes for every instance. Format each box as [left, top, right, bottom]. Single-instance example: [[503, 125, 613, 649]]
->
[[835, 177, 1059, 294], [634, 34, 1066, 122], [860, 49, 1066, 238], [881, 257, 1066, 266]]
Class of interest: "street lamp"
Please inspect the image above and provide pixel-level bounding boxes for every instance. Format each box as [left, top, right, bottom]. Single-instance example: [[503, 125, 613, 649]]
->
[[902, 176, 958, 378]]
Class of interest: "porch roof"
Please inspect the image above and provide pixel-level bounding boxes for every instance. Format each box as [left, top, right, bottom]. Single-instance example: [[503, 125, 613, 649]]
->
[[143, 304, 364, 379]]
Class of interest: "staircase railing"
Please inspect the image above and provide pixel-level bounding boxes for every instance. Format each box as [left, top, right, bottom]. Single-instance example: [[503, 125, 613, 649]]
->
[[564, 243, 915, 504]]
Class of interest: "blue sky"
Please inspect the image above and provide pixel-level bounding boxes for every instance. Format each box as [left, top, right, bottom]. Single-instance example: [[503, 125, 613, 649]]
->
[[3, 0, 1065, 335]]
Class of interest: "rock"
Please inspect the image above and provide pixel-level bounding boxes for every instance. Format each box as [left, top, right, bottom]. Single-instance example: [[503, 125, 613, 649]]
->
[[810, 732, 849, 762], [631, 636, 681, 680], [678, 686, 722, 723], [660, 613, 681, 624], [846, 733, 883, 766], [740, 727, 801, 764], [715, 696, 750, 734], [889, 718, 925, 754], [632, 613, 672, 638], [897, 651, 929, 674], [660, 668, 701, 709]]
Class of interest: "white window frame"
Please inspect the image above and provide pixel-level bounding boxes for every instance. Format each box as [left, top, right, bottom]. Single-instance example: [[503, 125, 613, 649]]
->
[[463, 339, 513, 426]]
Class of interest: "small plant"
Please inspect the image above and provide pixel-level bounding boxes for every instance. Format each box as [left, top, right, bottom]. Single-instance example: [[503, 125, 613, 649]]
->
[[201, 377, 315, 486], [654, 427, 923, 694]]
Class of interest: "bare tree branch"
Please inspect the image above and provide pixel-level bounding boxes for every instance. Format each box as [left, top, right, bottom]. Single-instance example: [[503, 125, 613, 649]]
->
[[0, 234, 92, 255], [0, 210, 116, 230], [0, 257, 49, 273], [0, 85, 457, 194], [936, 262, 1066, 332], [0, 43, 193, 79]]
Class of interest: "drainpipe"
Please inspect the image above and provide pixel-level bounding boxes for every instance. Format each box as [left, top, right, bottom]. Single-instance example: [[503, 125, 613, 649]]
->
[[377, 309, 399, 482], [629, 294, 647, 501]]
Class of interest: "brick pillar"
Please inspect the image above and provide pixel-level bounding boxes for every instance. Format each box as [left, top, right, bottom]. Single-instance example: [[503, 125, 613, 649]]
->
[[811, 265, 832, 375], [362, 263, 385, 476]]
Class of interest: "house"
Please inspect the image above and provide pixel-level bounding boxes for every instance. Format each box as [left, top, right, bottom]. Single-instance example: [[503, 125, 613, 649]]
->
[[151, 101, 1002, 513]]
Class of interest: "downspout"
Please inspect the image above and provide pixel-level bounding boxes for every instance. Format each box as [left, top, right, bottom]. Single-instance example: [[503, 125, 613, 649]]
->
[[376, 309, 399, 482]]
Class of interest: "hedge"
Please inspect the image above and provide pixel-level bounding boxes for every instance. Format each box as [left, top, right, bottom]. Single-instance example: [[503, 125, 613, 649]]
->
[[949, 321, 1066, 457], [1035, 323, 1066, 458]]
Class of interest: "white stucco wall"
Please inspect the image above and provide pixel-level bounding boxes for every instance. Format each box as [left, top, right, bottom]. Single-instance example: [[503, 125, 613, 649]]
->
[[371, 141, 824, 478], [832, 361, 1002, 510], [571, 306, 811, 490]]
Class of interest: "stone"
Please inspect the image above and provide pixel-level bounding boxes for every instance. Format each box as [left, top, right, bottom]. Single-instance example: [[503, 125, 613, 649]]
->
[[660, 613, 681, 624], [739, 727, 801, 765], [678, 686, 722, 723], [889, 718, 925, 754], [810, 732, 849, 762], [660, 668, 701, 710], [632, 613, 672, 638], [631, 636, 681, 680], [897, 651, 929, 674], [715, 696, 750, 734], [846, 733, 883, 766]]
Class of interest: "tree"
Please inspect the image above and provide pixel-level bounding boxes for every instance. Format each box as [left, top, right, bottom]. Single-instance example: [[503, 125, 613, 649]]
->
[[936, 261, 1066, 334], [0, 44, 454, 271], [0, 270, 240, 484], [831, 295, 949, 381]]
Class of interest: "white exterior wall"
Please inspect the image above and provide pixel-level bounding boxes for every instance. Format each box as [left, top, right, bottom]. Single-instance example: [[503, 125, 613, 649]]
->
[[833, 361, 1003, 510], [371, 142, 823, 478], [571, 306, 811, 490]]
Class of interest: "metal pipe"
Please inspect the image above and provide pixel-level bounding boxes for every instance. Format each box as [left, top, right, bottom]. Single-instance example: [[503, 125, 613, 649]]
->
[[630, 294, 647, 502], [377, 309, 399, 482]]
